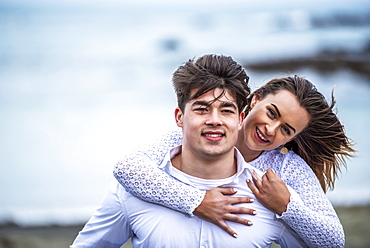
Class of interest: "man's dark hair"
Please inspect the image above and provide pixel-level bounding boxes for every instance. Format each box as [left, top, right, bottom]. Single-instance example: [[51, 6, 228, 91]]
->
[[173, 54, 250, 113]]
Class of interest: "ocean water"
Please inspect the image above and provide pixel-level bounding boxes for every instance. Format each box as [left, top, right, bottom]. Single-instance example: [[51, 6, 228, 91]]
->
[[0, 0, 369, 226]]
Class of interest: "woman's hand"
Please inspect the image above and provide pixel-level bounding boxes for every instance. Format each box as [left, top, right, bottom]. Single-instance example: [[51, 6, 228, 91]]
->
[[194, 187, 256, 238], [247, 168, 290, 215]]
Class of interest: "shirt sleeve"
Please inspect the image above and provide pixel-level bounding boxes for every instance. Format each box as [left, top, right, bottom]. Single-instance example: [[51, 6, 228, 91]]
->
[[113, 129, 206, 215], [275, 220, 309, 248], [70, 181, 131, 248], [278, 153, 345, 248]]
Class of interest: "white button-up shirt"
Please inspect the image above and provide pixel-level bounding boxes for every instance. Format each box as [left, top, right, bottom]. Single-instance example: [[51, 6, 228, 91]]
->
[[71, 146, 307, 248]]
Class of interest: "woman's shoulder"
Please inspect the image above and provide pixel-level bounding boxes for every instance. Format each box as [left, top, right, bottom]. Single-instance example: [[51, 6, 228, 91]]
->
[[279, 150, 317, 183], [250, 148, 284, 172], [283, 150, 311, 169], [261, 149, 306, 163], [251, 149, 312, 177]]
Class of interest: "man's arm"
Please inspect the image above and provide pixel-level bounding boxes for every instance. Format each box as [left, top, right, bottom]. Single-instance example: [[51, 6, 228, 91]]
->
[[275, 222, 309, 248], [70, 180, 131, 248]]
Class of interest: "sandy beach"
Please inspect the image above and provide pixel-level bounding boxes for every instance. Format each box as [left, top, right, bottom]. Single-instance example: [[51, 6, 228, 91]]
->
[[0, 205, 369, 248]]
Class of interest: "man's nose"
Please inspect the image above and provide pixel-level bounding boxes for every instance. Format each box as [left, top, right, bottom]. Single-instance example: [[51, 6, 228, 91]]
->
[[205, 111, 223, 126]]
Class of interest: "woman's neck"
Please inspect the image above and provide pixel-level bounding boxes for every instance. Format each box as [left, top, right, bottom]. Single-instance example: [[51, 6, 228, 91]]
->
[[236, 130, 263, 162]]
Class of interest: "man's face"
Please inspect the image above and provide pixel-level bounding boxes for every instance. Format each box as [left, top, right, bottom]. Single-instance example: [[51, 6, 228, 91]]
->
[[175, 88, 244, 160]]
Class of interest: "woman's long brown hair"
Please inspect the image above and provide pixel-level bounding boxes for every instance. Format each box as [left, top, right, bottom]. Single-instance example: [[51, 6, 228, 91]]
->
[[245, 75, 356, 192]]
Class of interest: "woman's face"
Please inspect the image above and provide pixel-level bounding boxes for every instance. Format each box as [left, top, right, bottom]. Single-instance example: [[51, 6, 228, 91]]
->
[[241, 89, 310, 152]]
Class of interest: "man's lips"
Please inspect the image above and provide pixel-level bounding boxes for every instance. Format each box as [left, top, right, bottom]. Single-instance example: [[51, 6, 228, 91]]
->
[[255, 127, 269, 143], [202, 131, 224, 141], [202, 133, 224, 138]]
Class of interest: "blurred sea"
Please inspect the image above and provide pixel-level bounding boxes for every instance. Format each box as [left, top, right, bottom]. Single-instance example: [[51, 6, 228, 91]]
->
[[0, 0, 369, 227]]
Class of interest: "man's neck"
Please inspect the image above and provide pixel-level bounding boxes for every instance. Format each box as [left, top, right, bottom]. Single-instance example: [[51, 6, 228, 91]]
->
[[171, 148, 237, 179]]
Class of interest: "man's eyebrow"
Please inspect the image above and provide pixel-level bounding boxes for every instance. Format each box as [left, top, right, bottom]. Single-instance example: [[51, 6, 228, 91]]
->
[[220, 102, 237, 110], [191, 100, 237, 110], [271, 103, 296, 133], [191, 100, 209, 107]]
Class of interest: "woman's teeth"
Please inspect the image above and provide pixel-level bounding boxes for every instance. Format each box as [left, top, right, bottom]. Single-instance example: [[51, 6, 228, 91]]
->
[[256, 128, 269, 142]]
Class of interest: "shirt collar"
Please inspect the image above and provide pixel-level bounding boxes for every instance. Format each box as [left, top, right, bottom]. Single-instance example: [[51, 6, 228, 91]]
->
[[158, 145, 256, 189]]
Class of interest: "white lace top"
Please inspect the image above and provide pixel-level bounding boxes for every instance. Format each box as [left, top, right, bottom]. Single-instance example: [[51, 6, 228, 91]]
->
[[114, 129, 345, 248]]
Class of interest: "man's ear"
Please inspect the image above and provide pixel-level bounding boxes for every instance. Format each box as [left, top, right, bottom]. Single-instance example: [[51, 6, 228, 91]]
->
[[238, 112, 245, 130], [174, 108, 184, 127]]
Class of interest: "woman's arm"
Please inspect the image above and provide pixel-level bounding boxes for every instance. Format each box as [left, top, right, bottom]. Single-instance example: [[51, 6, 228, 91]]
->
[[249, 151, 344, 248], [114, 129, 205, 214], [280, 155, 344, 247], [113, 129, 254, 237]]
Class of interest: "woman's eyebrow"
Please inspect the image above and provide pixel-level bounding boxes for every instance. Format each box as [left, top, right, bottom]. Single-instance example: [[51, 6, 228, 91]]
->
[[271, 103, 296, 133], [271, 103, 281, 117]]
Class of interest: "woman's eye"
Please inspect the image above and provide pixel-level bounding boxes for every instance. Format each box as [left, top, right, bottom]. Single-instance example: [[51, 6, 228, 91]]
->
[[282, 126, 291, 135], [268, 109, 276, 118]]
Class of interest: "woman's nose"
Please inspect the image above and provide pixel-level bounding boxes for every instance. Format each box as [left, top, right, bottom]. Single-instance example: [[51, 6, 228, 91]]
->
[[266, 123, 278, 136]]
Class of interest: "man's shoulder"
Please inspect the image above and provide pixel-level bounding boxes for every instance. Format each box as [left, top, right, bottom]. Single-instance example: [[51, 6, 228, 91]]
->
[[108, 179, 132, 199]]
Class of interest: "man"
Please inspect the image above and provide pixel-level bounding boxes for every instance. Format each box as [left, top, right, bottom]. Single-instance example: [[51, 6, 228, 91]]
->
[[70, 54, 307, 247]]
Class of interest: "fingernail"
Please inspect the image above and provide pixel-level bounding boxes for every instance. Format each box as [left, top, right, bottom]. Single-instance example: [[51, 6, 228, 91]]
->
[[252, 170, 257, 178], [233, 188, 237, 193], [248, 221, 253, 226], [252, 210, 257, 215], [249, 198, 254, 202], [233, 233, 238, 238]]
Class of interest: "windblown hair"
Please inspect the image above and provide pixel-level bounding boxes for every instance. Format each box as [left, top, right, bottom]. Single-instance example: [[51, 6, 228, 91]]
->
[[245, 75, 355, 192], [172, 54, 250, 113]]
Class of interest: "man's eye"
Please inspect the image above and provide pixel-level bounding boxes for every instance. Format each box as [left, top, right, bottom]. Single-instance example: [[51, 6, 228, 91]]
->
[[222, 109, 235, 114], [195, 107, 207, 112]]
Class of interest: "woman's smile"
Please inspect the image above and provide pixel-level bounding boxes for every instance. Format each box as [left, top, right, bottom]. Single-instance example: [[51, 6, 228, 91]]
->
[[255, 127, 269, 143], [240, 90, 310, 154]]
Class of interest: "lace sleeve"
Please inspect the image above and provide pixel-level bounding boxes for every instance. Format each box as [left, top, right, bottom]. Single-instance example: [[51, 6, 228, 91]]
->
[[279, 153, 345, 248], [113, 129, 205, 215]]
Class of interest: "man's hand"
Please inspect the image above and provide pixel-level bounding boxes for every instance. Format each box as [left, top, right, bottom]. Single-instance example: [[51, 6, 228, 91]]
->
[[247, 168, 290, 215], [194, 187, 256, 238]]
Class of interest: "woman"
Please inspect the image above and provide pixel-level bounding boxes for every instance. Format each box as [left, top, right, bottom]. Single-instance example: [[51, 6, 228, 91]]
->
[[114, 75, 355, 247]]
